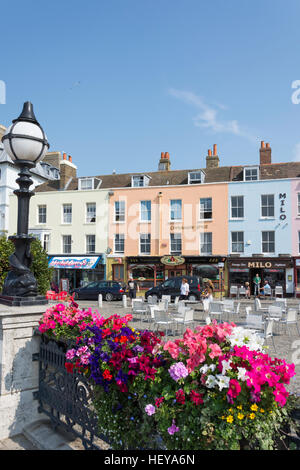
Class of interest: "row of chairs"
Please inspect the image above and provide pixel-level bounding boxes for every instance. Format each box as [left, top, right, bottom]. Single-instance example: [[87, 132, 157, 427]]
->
[[131, 297, 194, 337], [230, 285, 283, 298]]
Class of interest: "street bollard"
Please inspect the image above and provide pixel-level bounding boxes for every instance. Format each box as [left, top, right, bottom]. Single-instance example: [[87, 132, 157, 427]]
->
[[122, 294, 127, 308], [98, 293, 103, 308]]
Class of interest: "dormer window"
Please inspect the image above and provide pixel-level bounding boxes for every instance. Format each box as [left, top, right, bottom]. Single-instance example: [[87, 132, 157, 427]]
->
[[131, 175, 151, 187], [188, 171, 205, 184], [243, 166, 259, 181], [78, 177, 102, 190]]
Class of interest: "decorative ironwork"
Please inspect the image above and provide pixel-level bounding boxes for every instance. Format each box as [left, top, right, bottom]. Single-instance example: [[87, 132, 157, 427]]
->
[[35, 333, 111, 450]]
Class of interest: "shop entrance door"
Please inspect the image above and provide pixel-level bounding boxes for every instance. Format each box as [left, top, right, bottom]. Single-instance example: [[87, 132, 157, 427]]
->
[[167, 269, 183, 278], [250, 269, 263, 296]]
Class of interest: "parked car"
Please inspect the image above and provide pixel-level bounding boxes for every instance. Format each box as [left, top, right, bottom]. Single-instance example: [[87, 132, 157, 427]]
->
[[72, 280, 124, 301], [145, 275, 202, 302]]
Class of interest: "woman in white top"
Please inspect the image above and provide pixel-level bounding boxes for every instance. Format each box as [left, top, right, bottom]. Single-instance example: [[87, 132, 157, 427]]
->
[[179, 278, 189, 300]]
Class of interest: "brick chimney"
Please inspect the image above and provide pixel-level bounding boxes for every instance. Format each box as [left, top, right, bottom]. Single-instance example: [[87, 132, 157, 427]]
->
[[260, 141, 272, 165], [206, 144, 220, 169], [158, 151, 171, 171], [59, 153, 77, 189]]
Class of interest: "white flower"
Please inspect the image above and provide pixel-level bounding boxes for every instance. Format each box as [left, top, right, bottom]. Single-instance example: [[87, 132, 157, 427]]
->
[[215, 374, 230, 391], [208, 364, 216, 372], [237, 367, 248, 382], [221, 359, 232, 375], [200, 364, 210, 374], [227, 326, 264, 352], [206, 374, 217, 389]]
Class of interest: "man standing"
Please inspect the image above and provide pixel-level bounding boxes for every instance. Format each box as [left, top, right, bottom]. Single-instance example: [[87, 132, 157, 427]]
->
[[253, 273, 261, 297]]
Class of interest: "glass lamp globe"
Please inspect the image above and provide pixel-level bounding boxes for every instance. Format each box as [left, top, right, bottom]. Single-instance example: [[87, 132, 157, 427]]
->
[[2, 102, 49, 165]]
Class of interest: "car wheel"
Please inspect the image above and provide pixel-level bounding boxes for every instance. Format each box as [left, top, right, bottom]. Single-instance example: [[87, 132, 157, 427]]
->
[[188, 294, 197, 302], [105, 292, 114, 301]]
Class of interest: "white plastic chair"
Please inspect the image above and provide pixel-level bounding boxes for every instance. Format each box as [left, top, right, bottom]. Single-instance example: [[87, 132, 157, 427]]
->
[[267, 305, 283, 321], [230, 285, 238, 298], [254, 298, 268, 314], [257, 320, 276, 351], [263, 285, 272, 298], [173, 308, 194, 334], [245, 313, 264, 331], [132, 299, 148, 323], [208, 302, 224, 323], [158, 298, 169, 311], [222, 299, 235, 321], [280, 309, 300, 336], [274, 286, 283, 298], [238, 286, 246, 298], [153, 310, 174, 337], [161, 295, 171, 303]]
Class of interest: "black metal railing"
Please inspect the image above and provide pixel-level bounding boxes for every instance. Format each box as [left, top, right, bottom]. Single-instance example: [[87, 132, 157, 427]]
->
[[34, 333, 111, 450]]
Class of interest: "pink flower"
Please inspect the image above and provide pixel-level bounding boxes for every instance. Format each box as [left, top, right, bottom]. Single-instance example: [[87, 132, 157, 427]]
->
[[208, 343, 222, 359], [167, 419, 180, 435], [145, 404, 156, 416], [227, 379, 241, 399]]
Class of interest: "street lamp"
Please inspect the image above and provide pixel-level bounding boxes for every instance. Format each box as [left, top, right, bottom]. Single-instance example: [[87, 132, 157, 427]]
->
[[0, 102, 49, 306]]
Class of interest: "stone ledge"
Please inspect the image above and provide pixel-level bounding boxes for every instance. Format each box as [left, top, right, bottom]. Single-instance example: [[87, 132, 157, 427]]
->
[[23, 419, 85, 450]]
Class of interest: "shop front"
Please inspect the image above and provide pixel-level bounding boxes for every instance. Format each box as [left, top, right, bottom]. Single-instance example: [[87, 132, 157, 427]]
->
[[48, 254, 105, 292], [293, 258, 300, 298], [127, 256, 165, 295], [228, 257, 294, 297], [184, 256, 227, 298]]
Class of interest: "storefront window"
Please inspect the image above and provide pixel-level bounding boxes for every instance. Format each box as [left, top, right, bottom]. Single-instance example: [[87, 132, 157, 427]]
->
[[229, 269, 249, 287], [130, 266, 155, 289]]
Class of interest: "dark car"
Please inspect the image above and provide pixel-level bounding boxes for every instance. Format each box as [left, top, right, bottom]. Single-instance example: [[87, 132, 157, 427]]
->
[[145, 275, 202, 302], [72, 280, 124, 301]]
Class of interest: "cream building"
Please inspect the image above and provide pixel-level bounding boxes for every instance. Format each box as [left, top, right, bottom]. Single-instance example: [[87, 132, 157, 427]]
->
[[8, 154, 110, 291]]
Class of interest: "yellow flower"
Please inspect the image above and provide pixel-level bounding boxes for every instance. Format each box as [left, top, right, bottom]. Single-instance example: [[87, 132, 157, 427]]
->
[[251, 404, 258, 412], [226, 415, 234, 423], [237, 405, 243, 410], [228, 408, 233, 413], [237, 413, 244, 420], [221, 416, 226, 420], [249, 413, 255, 420], [260, 408, 265, 413]]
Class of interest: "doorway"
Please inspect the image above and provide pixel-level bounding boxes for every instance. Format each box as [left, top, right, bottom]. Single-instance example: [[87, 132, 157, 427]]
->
[[249, 269, 263, 296]]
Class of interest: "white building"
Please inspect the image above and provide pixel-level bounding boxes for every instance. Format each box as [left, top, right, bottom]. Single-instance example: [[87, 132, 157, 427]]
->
[[0, 124, 61, 235]]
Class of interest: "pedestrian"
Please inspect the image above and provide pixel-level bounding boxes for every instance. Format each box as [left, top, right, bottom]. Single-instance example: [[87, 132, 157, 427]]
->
[[245, 281, 250, 299], [202, 279, 214, 312], [128, 278, 138, 303], [260, 280, 271, 297], [179, 278, 190, 300], [253, 273, 261, 297]]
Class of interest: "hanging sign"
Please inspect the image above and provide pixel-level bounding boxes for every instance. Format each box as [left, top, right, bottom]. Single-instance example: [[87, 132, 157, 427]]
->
[[160, 255, 185, 266]]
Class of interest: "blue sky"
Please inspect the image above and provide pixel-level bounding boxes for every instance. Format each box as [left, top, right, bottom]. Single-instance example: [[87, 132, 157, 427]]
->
[[1, 0, 300, 176]]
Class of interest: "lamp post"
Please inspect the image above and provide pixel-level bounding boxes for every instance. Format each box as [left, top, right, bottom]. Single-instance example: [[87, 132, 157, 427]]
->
[[0, 102, 49, 306]]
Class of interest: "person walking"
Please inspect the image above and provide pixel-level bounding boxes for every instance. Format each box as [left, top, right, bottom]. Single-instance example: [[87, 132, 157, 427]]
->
[[128, 278, 138, 303], [179, 278, 189, 300], [253, 273, 261, 297], [202, 279, 214, 312]]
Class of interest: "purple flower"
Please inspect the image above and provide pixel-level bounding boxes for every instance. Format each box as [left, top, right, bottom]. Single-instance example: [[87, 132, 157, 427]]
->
[[168, 362, 189, 382], [168, 419, 179, 435], [145, 404, 156, 416]]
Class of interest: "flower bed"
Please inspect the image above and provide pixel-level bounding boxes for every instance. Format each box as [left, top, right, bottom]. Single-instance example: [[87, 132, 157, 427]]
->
[[38, 301, 298, 450]]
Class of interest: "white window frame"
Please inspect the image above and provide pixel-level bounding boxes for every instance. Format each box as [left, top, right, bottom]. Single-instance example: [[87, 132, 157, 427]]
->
[[261, 194, 275, 219], [170, 233, 182, 254], [43, 233, 50, 252], [78, 177, 94, 190], [170, 199, 182, 221], [199, 198, 212, 220], [188, 171, 204, 184], [297, 193, 300, 216], [86, 234, 96, 254], [131, 175, 150, 187], [243, 166, 259, 181], [114, 233, 125, 254], [231, 195, 244, 219], [38, 205, 47, 224], [140, 200, 151, 222], [200, 232, 212, 255], [62, 204, 72, 224], [62, 235, 72, 254], [231, 231, 244, 253], [262, 231, 275, 254], [139, 233, 151, 255], [114, 200, 125, 222], [86, 203, 96, 223]]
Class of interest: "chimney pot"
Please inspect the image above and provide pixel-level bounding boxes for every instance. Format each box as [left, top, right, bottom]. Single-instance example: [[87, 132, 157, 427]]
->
[[266, 143, 270, 148], [68, 155, 72, 163], [161, 152, 165, 159], [208, 149, 212, 156], [63, 152, 67, 160], [261, 141, 265, 148], [165, 152, 169, 159], [213, 144, 217, 156], [260, 141, 271, 164]]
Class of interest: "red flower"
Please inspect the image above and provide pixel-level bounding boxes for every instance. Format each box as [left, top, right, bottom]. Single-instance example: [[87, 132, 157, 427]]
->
[[175, 389, 185, 405], [190, 390, 204, 405], [65, 362, 74, 374], [155, 397, 164, 408], [227, 379, 241, 399], [103, 369, 113, 380]]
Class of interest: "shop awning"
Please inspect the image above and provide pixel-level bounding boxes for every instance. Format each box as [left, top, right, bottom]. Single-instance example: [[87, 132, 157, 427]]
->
[[48, 256, 101, 270]]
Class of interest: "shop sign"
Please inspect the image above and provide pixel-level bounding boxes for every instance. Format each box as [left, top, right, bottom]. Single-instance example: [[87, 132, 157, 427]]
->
[[279, 193, 287, 221], [160, 255, 185, 266], [229, 258, 292, 269], [48, 256, 100, 270]]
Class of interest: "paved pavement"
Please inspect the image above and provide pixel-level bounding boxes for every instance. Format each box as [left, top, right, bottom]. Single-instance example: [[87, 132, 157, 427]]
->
[[2, 296, 300, 450]]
